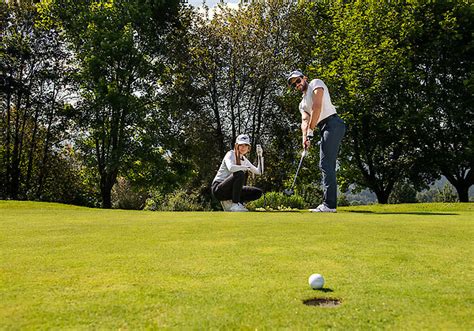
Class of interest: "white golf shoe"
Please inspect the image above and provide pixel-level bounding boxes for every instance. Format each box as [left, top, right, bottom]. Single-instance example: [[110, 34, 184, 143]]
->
[[309, 204, 336, 213], [229, 202, 248, 212], [220, 200, 233, 211]]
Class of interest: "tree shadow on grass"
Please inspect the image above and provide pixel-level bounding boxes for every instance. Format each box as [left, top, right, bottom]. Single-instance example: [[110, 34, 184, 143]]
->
[[343, 210, 458, 216]]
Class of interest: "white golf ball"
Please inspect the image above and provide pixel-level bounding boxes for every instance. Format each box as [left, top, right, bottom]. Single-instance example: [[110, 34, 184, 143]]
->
[[308, 273, 325, 289]]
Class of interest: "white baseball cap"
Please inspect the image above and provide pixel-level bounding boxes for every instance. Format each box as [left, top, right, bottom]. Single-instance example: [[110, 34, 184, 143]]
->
[[235, 134, 251, 145], [287, 70, 304, 85]]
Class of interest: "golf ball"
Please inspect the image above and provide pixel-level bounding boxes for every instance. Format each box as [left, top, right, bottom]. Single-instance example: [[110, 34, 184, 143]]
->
[[308, 274, 325, 289]]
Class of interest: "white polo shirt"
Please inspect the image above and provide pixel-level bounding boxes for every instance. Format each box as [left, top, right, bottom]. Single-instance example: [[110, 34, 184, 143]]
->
[[299, 79, 337, 123], [212, 150, 262, 184]]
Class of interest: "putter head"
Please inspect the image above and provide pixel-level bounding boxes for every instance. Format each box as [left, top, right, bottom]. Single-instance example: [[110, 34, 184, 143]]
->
[[283, 188, 294, 196]]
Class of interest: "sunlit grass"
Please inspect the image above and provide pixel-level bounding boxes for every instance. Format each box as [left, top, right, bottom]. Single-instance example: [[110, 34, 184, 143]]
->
[[1, 201, 472, 329]]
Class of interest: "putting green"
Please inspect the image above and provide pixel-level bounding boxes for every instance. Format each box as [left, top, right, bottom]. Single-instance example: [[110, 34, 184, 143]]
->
[[0, 201, 472, 329]]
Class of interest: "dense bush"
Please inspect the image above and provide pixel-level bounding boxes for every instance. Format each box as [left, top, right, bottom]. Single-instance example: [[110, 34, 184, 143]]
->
[[111, 177, 148, 210], [416, 189, 437, 203], [417, 183, 458, 203], [337, 194, 350, 207], [145, 189, 211, 211], [389, 182, 417, 204], [433, 184, 458, 203], [246, 192, 307, 211], [299, 183, 324, 209]]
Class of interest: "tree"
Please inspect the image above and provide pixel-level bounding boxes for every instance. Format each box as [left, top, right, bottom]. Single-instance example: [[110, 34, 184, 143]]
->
[[292, 1, 473, 204], [0, 1, 73, 201], [410, 2, 474, 202], [290, 2, 420, 203], [38, 0, 183, 208], [167, 1, 301, 196]]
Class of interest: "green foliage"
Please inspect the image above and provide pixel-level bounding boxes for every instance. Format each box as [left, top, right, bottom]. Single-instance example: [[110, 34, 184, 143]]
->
[[111, 177, 147, 210], [143, 189, 164, 211], [337, 194, 350, 207], [388, 182, 417, 204], [408, 2, 474, 202], [146, 188, 210, 211], [36, 0, 183, 208], [324, 2, 422, 204], [1, 2, 75, 201], [37, 147, 99, 207], [172, 1, 297, 196], [416, 188, 437, 203], [298, 182, 324, 208], [246, 191, 307, 211], [434, 183, 458, 203], [290, 1, 473, 204], [3, 1, 472, 208]]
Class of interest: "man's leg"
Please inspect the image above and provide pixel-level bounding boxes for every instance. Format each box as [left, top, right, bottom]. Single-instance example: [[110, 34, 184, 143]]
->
[[319, 117, 346, 209]]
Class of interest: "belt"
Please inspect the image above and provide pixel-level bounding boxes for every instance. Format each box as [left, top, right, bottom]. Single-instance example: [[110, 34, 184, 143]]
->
[[317, 114, 338, 129]]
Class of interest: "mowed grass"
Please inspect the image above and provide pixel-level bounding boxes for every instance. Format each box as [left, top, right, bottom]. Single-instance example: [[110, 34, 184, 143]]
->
[[0, 201, 473, 330]]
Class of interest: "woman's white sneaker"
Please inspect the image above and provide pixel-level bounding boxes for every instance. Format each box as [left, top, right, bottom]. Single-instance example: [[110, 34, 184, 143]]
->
[[220, 200, 233, 211], [309, 204, 336, 213], [230, 203, 248, 212]]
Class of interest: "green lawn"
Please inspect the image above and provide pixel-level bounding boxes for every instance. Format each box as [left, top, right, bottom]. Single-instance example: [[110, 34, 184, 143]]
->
[[1, 201, 473, 329]]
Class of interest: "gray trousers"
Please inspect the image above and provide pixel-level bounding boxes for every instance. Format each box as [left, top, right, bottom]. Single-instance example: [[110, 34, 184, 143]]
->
[[318, 115, 346, 209]]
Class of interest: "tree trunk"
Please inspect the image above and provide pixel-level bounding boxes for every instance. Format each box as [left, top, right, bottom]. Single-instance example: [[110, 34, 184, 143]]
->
[[443, 169, 473, 202], [210, 78, 225, 155], [25, 105, 40, 195], [100, 179, 113, 209], [374, 190, 389, 204], [10, 89, 23, 199], [4, 87, 12, 197], [36, 99, 55, 199], [454, 185, 469, 202], [100, 171, 117, 209], [16, 89, 32, 198], [450, 182, 469, 202]]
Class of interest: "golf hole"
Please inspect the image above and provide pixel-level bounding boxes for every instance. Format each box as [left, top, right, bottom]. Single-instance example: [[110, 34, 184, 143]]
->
[[303, 297, 341, 307]]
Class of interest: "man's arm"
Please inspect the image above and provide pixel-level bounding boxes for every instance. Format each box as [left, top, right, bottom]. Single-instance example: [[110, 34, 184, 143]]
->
[[302, 87, 324, 149], [301, 111, 311, 147], [309, 87, 324, 130]]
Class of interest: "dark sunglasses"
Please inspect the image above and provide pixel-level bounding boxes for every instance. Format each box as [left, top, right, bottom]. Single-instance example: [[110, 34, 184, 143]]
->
[[290, 78, 302, 88]]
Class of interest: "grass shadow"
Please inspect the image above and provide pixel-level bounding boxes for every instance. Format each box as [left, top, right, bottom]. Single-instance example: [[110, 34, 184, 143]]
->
[[313, 288, 334, 293]]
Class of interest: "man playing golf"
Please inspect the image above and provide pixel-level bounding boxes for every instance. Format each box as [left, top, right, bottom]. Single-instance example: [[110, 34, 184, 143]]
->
[[287, 70, 346, 212], [212, 134, 264, 212]]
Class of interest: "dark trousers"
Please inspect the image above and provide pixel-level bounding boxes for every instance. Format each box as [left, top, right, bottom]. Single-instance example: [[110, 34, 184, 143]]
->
[[212, 171, 263, 203], [318, 115, 346, 209]]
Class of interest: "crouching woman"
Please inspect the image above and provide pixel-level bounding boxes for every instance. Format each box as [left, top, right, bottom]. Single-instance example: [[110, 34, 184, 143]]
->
[[211, 134, 264, 212]]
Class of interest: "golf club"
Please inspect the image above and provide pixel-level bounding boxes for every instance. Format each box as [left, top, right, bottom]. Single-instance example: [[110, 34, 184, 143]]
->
[[283, 140, 321, 196], [283, 148, 308, 196]]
